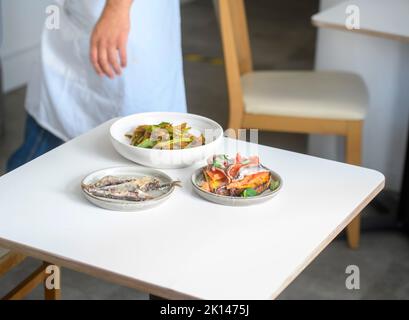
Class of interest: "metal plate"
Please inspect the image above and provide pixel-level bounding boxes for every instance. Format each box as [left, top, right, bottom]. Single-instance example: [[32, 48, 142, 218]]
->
[[81, 167, 177, 212], [191, 167, 282, 206]]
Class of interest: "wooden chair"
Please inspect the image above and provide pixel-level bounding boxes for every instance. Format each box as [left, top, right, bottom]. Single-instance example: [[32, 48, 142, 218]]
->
[[217, 0, 368, 249], [0, 248, 61, 300]]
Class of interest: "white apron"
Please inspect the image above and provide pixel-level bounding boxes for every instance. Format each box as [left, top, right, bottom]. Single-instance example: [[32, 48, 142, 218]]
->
[[26, 0, 187, 141]]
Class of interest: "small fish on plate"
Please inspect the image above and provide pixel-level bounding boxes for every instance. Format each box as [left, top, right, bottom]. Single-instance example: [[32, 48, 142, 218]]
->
[[81, 167, 181, 211], [82, 175, 181, 202]]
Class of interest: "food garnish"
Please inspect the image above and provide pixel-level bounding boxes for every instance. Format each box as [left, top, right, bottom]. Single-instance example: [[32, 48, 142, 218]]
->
[[125, 122, 205, 150], [199, 154, 278, 197]]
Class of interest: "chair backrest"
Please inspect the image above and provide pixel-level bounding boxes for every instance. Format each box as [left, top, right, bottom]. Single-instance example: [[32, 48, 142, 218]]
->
[[217, 0, 253, 128], [220, 0, 253, 75]]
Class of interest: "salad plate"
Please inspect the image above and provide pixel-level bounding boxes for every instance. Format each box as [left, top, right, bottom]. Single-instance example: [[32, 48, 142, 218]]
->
[[191, 154, 282, 206]]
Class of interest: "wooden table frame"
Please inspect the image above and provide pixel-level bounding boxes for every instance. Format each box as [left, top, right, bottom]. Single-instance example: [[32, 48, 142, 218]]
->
[[0, 252, 60, 300]]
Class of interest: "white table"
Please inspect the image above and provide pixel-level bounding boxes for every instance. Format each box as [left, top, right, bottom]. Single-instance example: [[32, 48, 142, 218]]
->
[[310, 0, 409, 193], [312, 0, 409, 42], [0, 120, 384, 299]]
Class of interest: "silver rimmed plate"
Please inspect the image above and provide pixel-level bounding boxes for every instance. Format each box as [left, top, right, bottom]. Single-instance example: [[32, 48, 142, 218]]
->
[[81, 167, 178, 212], [191, 167, 282, 206]]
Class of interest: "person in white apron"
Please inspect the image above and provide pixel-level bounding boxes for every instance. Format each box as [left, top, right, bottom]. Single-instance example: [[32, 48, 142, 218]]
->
[[7, 0, 186, 171]]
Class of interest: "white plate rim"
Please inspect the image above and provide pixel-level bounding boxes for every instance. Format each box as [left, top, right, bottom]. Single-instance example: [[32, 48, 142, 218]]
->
[[81, 166, 177, 205], [191, 166, 283, 202]]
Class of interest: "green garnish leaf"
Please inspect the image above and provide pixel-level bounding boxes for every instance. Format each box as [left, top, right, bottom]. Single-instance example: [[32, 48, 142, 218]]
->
[[242, 188, 258, 197], [158, 122, 171, 127], [213, 161, 223, 169], [270, 180, 280, 191], [137, 139, 156, 148]]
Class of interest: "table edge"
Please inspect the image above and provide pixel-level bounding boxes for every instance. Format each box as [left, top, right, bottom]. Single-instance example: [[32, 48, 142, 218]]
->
[[269, 177, 385, 300], [0, 176, 384, 300], [0, 237, 199, 300], [312, 17, 409, 43]]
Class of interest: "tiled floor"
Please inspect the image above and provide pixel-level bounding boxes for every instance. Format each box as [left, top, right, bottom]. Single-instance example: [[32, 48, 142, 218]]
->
[[0, 0, 408, 300]]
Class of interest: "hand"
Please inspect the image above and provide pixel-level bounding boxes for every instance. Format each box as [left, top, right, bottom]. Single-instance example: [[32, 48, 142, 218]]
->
[[90, 0, 133, 78]]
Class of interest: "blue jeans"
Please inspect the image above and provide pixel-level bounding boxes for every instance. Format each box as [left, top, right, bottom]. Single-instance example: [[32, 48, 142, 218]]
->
[[6, 115, 64, 172]]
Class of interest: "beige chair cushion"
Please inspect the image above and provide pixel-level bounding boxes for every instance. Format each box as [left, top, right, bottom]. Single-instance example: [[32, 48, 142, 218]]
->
[[242, 71, 367, 120], [0, 247, 9, 259]]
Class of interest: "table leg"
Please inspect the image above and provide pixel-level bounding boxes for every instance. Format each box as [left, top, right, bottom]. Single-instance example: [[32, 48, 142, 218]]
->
[[43, 263, 61, 300], [0, 60, 4, 137], [2, 264, 45, 300], [398, 129, 409, 231]]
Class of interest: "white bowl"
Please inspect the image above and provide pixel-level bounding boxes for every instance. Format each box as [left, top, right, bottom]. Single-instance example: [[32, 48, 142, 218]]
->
[[110, 112, 224, 169]]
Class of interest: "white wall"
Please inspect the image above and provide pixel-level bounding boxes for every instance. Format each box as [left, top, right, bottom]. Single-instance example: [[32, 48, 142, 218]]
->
[[310, 0, 409, 191], [1, 0, 53, 92]]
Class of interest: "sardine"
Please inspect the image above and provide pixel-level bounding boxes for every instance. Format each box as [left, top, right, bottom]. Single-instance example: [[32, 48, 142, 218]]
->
[[92, 176, 135, 188], [87, 188, 153, 202], [98, 177, 161, 192]]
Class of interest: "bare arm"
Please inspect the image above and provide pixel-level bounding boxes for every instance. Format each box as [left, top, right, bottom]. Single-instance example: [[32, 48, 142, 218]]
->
[[90, 0, 133, 79]]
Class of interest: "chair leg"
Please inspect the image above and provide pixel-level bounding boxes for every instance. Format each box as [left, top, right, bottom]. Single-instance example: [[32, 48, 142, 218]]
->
[[43, 263, 61, 300], [345, 121, 363, 249], [346, 215, 361, 249], [2, 264, 46, 300], [0, 252, 26, 278]]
